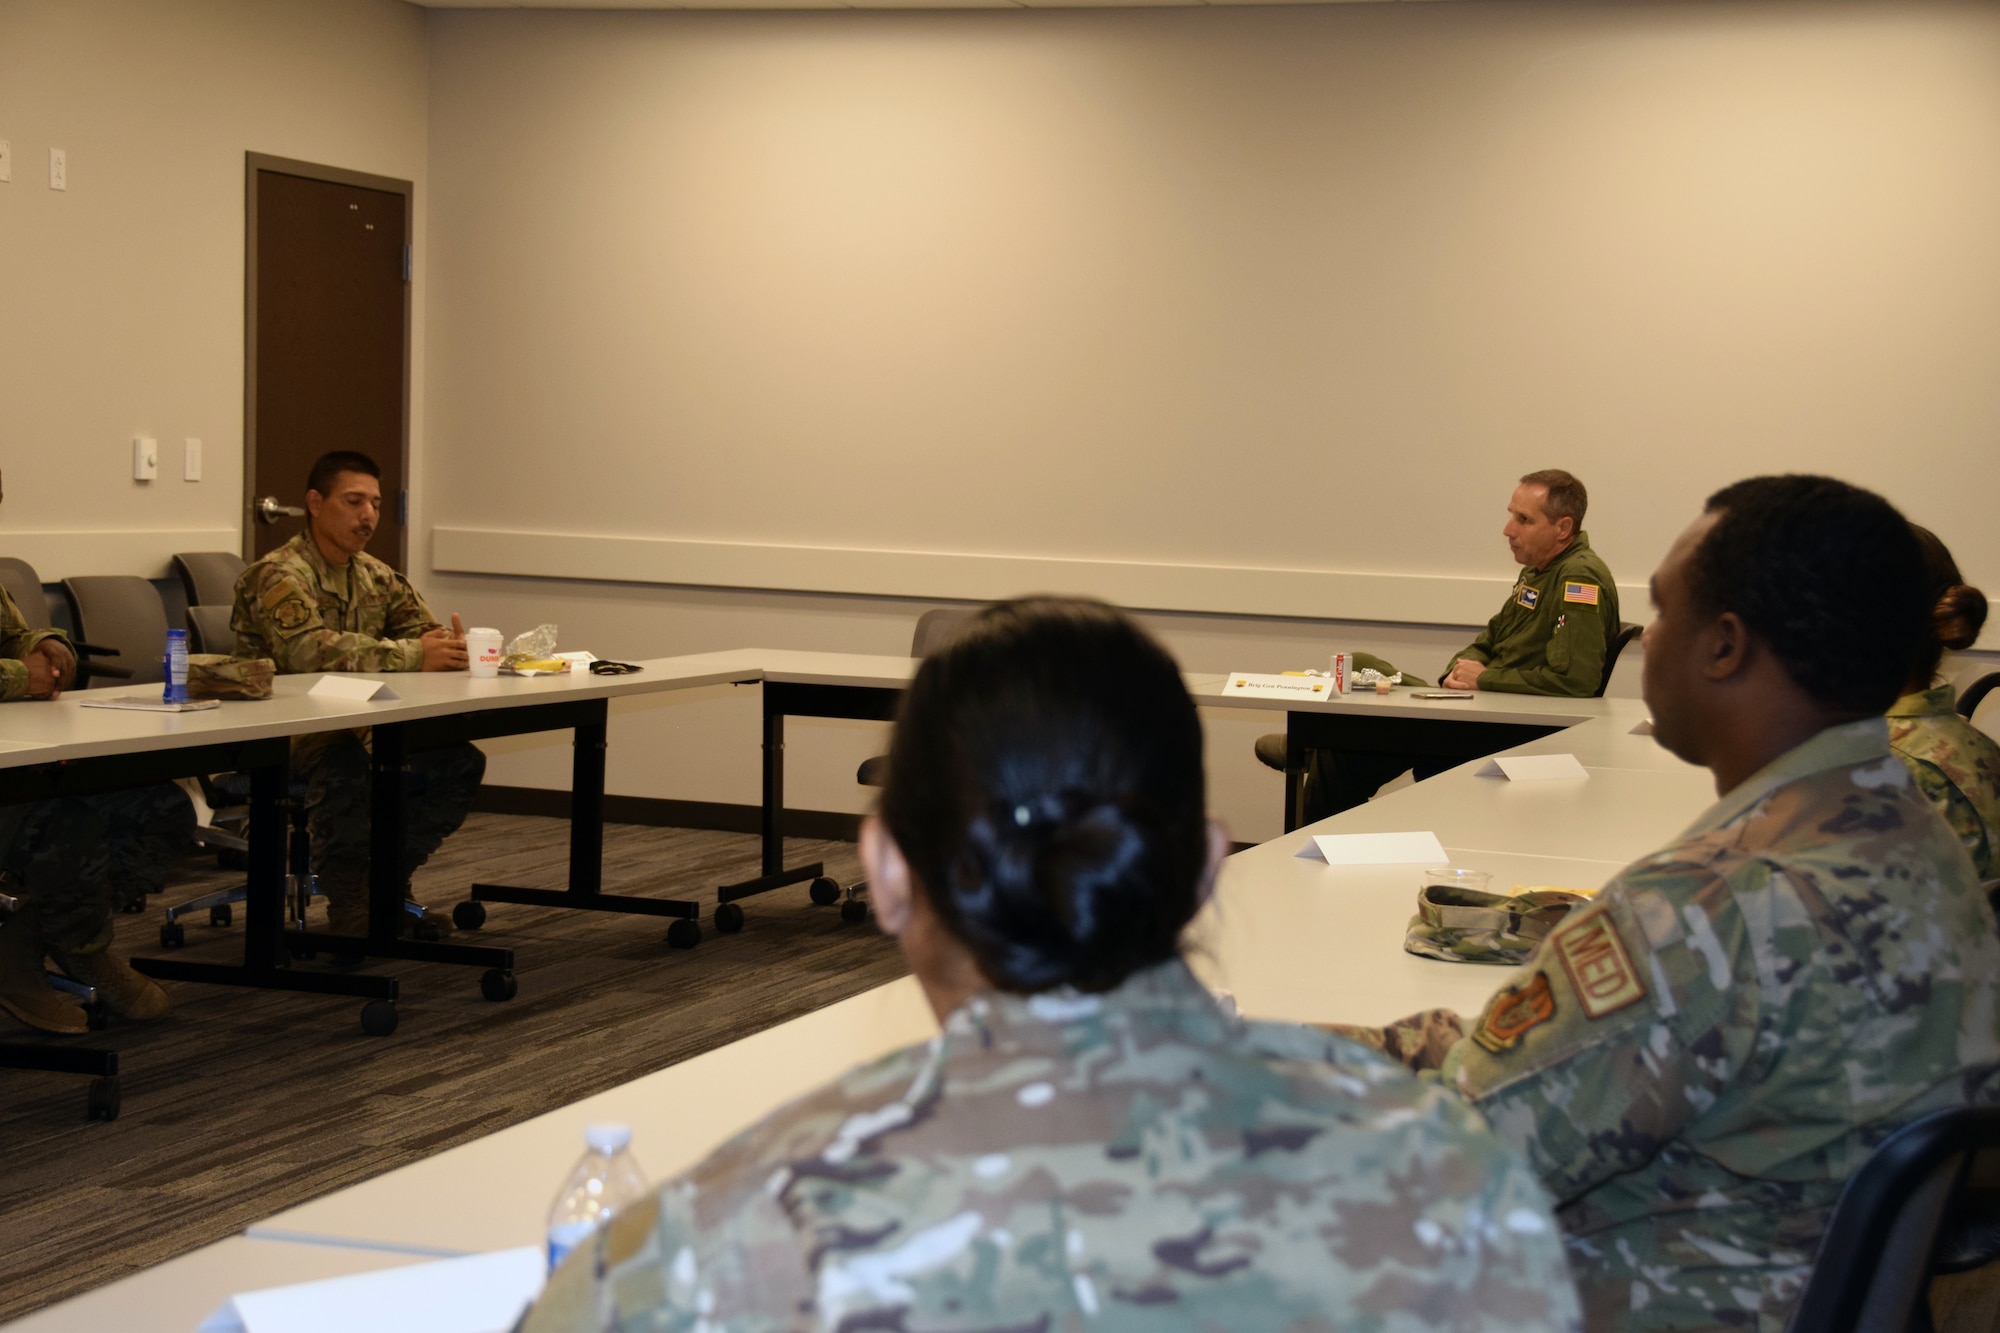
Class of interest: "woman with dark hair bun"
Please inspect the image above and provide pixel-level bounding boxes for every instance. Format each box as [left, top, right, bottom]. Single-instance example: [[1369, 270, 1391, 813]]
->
[[523, 597, 1580, 1333], [1888, 527, 2000, 879]]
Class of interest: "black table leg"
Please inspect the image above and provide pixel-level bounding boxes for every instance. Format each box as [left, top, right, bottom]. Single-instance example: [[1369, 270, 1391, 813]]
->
[[1280, 709, 1566, 829], [717, 697, 826, 906]]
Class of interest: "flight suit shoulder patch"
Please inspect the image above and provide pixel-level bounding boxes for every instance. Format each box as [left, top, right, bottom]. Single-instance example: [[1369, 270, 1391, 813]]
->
[[1471, 971, 1556, 1053], [1563, 582, 1601, 606], [1553, 911, 1647, 1019]]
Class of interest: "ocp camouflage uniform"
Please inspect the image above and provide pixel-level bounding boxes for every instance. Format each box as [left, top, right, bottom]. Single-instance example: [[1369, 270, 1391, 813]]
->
[[522, 959, 1584, 1333], [1888, 684, 2000, 881], [1304, 534, 1621, 820], [1429, 718, 2000, 1331], [0, 585, 194, 948], [231, 533, 484, 918]]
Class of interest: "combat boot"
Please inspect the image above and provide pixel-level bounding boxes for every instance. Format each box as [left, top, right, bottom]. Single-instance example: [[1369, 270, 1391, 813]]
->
[[0, 914, 88, 1035], [49, 924, 170, 1022], [319, 874, 371, 938]]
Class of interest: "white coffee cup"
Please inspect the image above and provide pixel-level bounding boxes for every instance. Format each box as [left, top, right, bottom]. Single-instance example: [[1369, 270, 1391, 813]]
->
[[466, 627, 503, 677]]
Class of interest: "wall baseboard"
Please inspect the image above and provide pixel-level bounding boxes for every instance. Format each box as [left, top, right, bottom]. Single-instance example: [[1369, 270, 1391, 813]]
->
[[475, 784, 863, 842]]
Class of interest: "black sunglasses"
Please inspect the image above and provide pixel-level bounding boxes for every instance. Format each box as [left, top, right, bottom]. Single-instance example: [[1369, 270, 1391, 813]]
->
[[589, 660, 644, 676]]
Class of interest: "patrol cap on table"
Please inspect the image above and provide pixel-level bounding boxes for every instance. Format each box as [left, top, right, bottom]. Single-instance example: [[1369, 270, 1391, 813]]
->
[[188, 654, 274, 701], [1403, 884, 1590, 966]]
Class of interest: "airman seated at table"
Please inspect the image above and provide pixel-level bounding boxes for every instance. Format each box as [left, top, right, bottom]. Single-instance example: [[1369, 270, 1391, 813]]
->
[[0, 471, 190, 1034], [521, 597, 1582, 1333], [1276, 468, 1621, 822], [1350, 476, 2000, 1331], [230, 449, 483, 938], [1888, 525, 2000, 882]]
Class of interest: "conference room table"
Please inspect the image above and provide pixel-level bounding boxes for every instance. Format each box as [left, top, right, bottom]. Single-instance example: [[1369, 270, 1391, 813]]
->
[[4, 660, 1719, 1331]]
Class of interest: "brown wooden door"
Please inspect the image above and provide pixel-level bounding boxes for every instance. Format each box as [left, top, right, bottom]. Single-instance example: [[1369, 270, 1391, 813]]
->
[[244, 155, 411, 568]]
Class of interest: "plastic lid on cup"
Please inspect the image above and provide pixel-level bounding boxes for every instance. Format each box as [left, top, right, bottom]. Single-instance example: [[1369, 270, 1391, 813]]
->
[[584, 1122, 632, 1155]]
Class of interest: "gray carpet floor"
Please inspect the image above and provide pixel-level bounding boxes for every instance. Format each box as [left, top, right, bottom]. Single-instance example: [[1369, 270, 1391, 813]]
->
[[0, 813, 903, 1324]]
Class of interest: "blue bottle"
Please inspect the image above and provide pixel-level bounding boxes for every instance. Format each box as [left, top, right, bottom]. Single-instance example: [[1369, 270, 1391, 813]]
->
[[163, 628, 189, 704]]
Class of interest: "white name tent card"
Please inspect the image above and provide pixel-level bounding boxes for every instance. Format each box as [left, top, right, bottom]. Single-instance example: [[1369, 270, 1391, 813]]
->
[[309, 676, 401, 703], [1631, 718, 1655, 736], [1294, 831, 1449, 865], [1220, 672, 1336, 702], [1474, 753, 1590, 781], [198, 1245, 543, 1333]]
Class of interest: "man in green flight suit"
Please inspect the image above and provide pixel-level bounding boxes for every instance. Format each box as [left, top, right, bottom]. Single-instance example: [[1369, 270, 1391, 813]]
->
[[1361, 476, 2000, 1331], [0, 470, 189, 1033], [1275, 468, 1622, 821], [231, 450, 483, 938]]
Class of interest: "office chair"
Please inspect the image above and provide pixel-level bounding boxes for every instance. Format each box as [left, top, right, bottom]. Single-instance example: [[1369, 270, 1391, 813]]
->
[[61, 575, 168, 687], [172, 551, 247, 609], [0, 557, 54, 630], [834, 609, 985, 924], [1959, 672, 2000, 743], [185, 603, 237, 657], [1786, 1105, 2000, 1333]]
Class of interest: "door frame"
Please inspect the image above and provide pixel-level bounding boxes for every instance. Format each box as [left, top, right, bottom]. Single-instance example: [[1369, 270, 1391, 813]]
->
[[242, 152, 413, 567]]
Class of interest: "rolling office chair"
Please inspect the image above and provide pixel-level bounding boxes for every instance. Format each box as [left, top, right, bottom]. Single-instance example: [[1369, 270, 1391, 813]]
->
[[60, 575, 167, 688], [1786, 1105, 2000, 1333], [1253, 622, 1648, 828], [836, 608, 986, 925], [172, 551, 247, 610], [1959, 671, 2000, 743]]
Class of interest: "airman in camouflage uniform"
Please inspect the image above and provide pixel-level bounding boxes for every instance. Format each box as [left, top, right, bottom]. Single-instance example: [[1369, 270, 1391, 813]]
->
[[232, 462, 483, 935], [0, 580, 186, 1031], [523, 958, 1582, 1333], [1887, 684, 2000, 881]]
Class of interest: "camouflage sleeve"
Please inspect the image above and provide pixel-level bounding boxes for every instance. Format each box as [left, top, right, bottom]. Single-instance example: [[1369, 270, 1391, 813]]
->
[[380, 571, 443, 644], [0, 658, 30, 702], [1439, 873, 1748, 1204], [233, 561, 424, 674], [1898, 751, 1997, 882], [1479, 598, 1607, 697]]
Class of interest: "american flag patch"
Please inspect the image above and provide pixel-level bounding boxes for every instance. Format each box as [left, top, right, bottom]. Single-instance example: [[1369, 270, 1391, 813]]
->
[[1563, 582, 1600, 606]]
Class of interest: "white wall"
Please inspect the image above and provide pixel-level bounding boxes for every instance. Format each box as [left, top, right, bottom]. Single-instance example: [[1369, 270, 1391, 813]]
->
[[0, 0, 429, 578], [420, 0, 2000, 842]]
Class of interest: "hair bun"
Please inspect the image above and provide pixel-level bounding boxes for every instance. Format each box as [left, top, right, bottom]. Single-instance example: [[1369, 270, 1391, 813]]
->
[[1935, 583, 1989, 652]]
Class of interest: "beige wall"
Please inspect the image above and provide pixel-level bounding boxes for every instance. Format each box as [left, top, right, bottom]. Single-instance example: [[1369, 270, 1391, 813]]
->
[[420, 0, 2000, 840], [0, 0, 428, 578]]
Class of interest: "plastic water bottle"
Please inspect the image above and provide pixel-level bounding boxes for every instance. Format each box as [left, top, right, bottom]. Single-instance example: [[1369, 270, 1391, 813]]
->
[[163, 628, 190, 704], [545, 1122, 649, 1273]]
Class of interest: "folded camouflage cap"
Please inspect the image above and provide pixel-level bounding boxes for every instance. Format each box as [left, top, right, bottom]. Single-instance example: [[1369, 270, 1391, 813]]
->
[[1403, 884, 1590, 966], [188, 654, 275, 701]]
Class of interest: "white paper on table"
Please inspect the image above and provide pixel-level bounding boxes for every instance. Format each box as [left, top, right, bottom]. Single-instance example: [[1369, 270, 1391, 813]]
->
[[196, 1245, 543, 1333], [1294, 831, 1448, 865], [1219, 672, 1338, 702], [77, 695, 221, 713], [1474, 753, 1590, 781], [309, 675, 401, 703]]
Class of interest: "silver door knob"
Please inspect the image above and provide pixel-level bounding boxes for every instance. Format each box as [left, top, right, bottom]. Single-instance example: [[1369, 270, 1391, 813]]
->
[[256, 496, 306, 524]]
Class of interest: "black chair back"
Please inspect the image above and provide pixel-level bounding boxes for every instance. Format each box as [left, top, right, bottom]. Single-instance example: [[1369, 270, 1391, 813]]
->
[[1596, 622, 1644, 698], [1958, 672, 1999, 724], [0, 557, 51, 630], [911, 607, 979, 659], [186, 604, 237, 657], [61, 576, 169, 687], [1787, 1105, 2000, 1333], [172, 551, 247, 609]]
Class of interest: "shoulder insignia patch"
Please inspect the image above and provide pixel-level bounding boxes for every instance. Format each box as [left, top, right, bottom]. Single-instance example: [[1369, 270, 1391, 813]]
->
[[1563, 582, 1601, 606], [269, 597, 313, 632], [1554, 912, 1647, 1019], [1471, 972, 1556, 1053], [1515, 585, 1540, 611]]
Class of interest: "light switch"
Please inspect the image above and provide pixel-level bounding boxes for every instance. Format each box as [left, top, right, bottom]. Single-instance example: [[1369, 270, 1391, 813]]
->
[[133, 436, 158, 481], [49, 147, 65, 191], [0, 141, 11, 184], [183, 437, 202, 482]]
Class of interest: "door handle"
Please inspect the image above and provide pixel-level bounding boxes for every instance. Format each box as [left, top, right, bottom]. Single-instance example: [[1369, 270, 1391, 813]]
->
[[256, 496, 306, 524]]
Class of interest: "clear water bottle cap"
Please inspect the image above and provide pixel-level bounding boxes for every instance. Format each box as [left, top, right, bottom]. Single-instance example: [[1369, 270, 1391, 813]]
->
[[584, 1122, 632, 1155]]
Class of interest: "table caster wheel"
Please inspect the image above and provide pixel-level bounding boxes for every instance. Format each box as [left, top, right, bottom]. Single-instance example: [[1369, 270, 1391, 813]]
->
[[715, 903, 745, 934], [360, 1000, 399, 1037], [840, 900, 870, 924], [210, 904, 233, 928], [87, 1076, 122, 1122], [665, 919, 702, 950], [809, 877, 841, 906], [453, 901, 487, 931], [480, 968, 518, 1002], [161, 921, 185, 949]]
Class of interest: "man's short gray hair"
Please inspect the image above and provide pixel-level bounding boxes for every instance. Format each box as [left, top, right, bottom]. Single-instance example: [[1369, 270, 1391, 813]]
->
[[1520, 469, 1587, 528]]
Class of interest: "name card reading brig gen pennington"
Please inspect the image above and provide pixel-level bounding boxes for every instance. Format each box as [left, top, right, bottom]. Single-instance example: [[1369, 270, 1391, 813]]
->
[[1221, 672, 1337, 702]]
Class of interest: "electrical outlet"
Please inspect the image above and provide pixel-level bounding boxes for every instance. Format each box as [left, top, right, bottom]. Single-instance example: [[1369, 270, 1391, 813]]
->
[[49, 147, 65, 191], [0, 140, 12, 184], [133, 436, 158, 481], [183, 438, 202, 481]]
